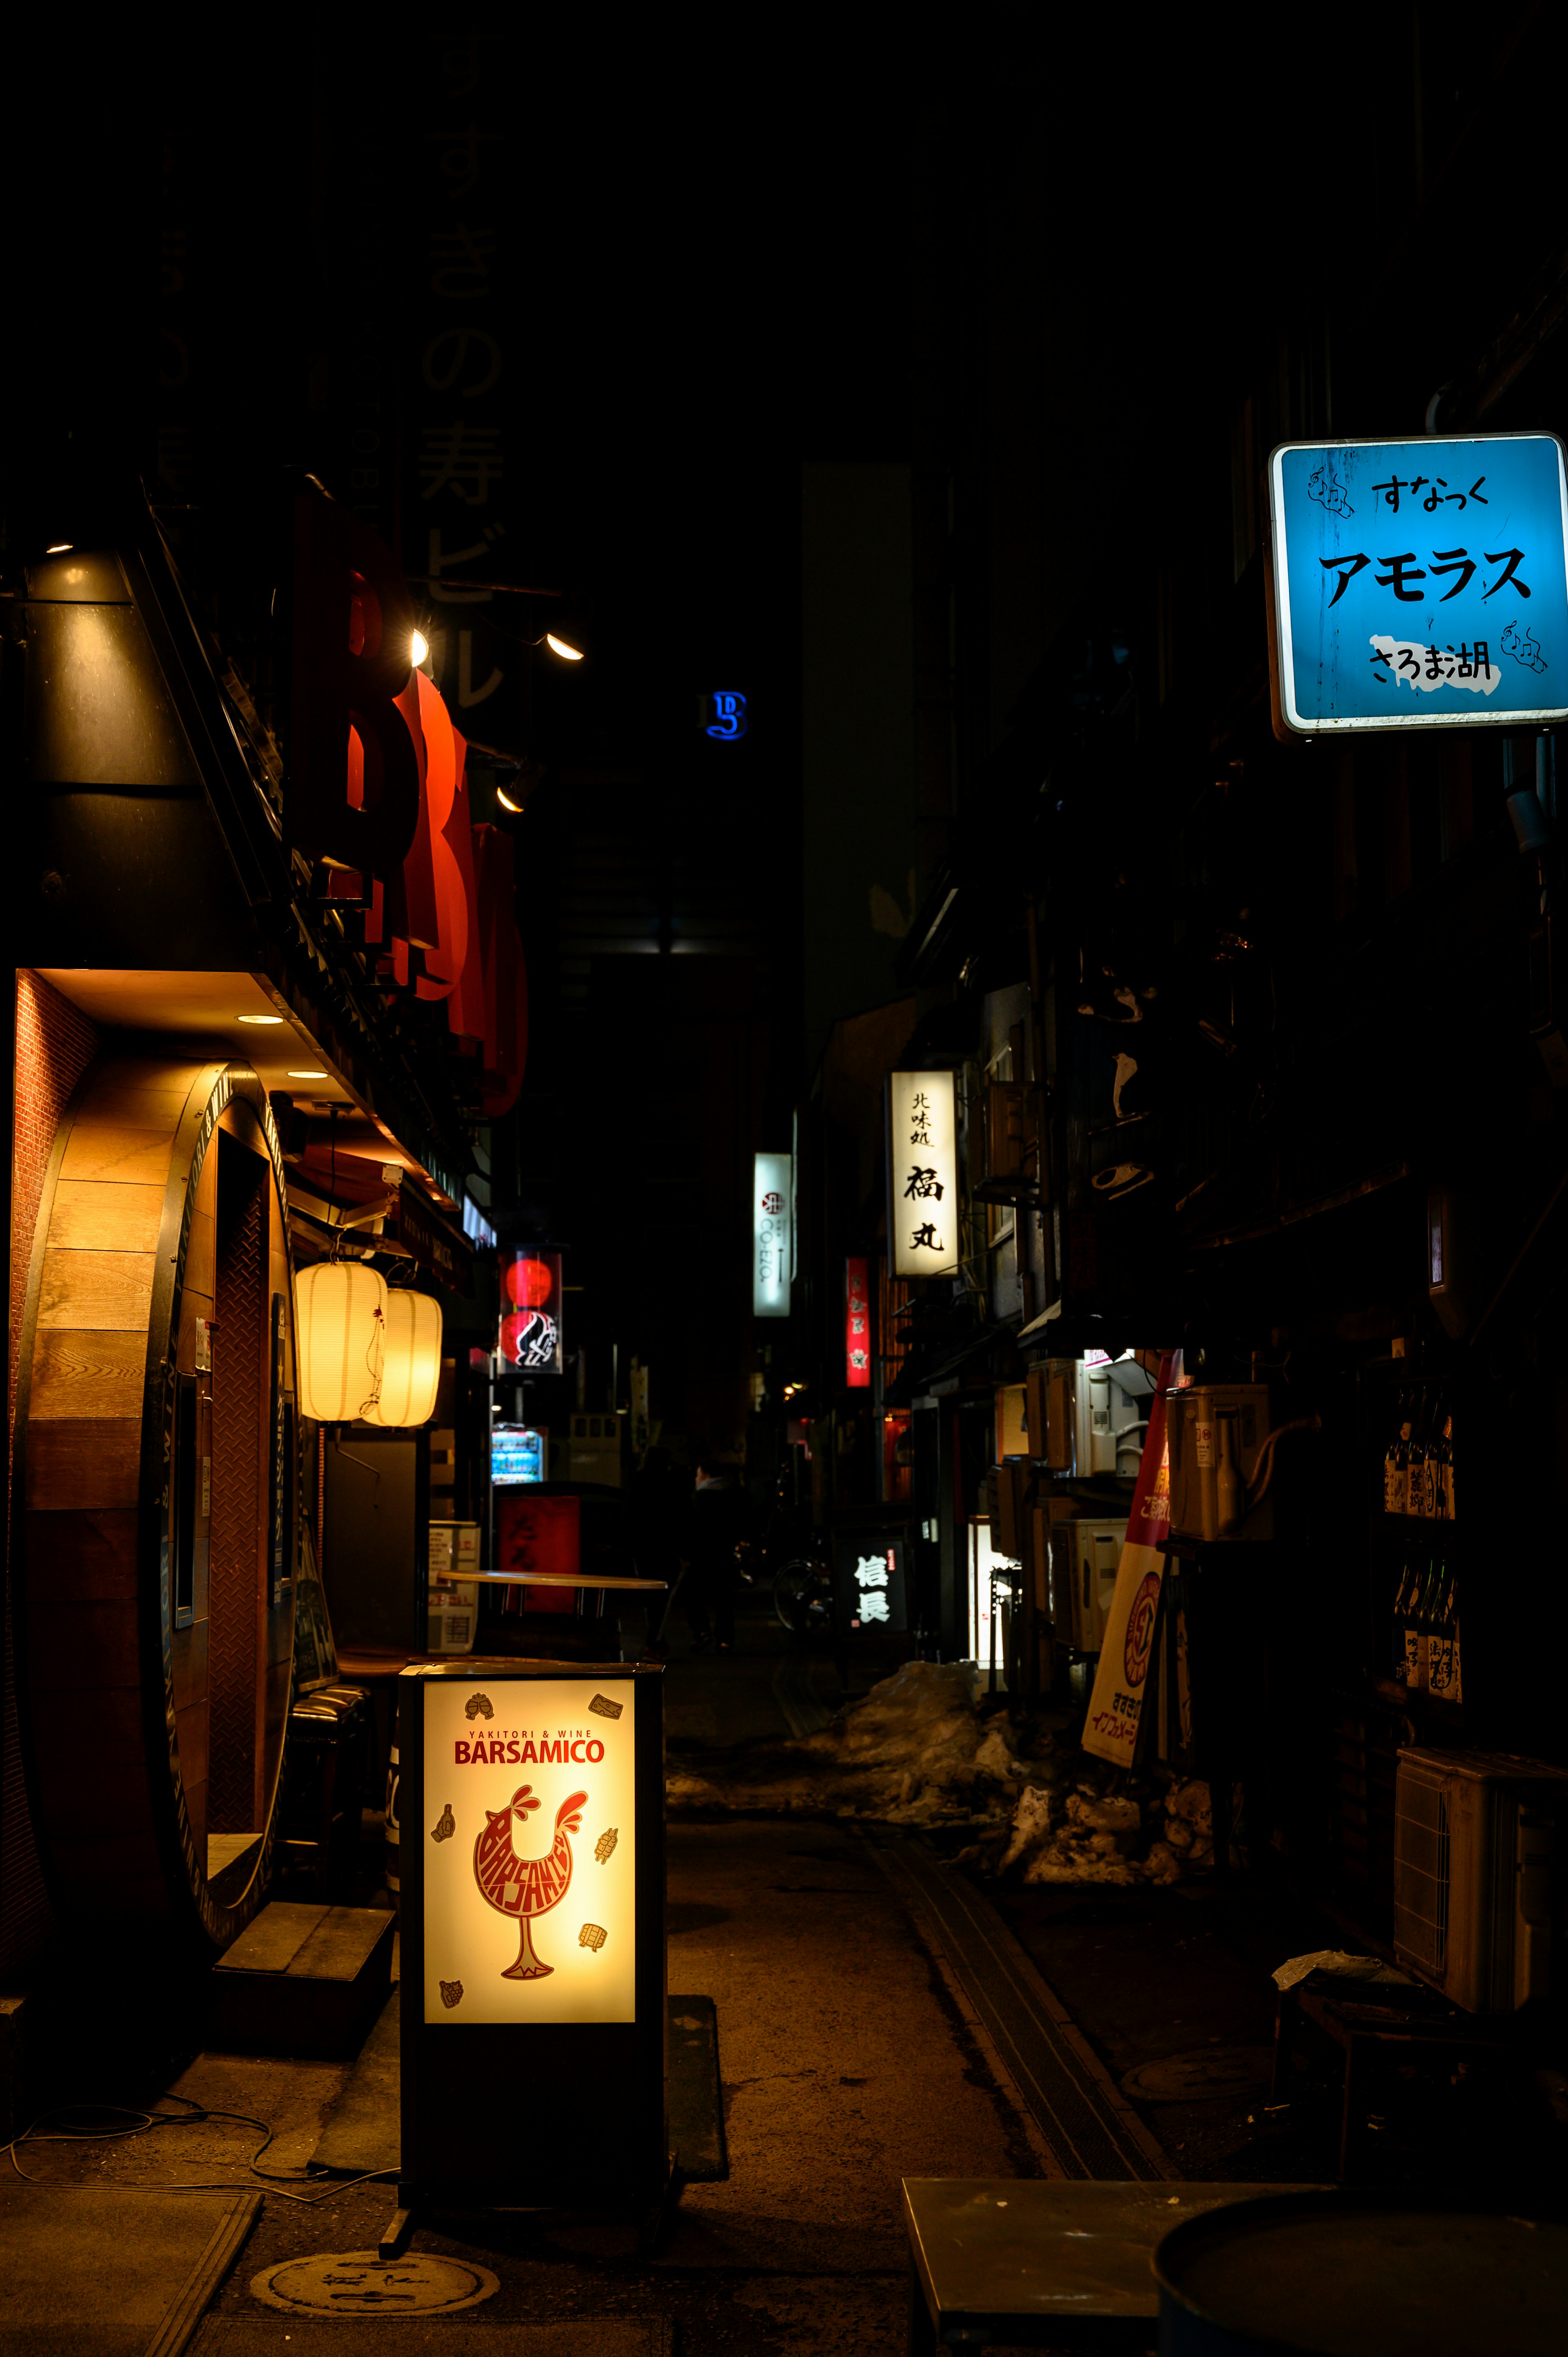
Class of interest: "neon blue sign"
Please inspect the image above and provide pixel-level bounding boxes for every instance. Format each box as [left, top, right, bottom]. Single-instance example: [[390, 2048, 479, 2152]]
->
[[1268, 433, 1568, 734], [703, 691, 748, 740]]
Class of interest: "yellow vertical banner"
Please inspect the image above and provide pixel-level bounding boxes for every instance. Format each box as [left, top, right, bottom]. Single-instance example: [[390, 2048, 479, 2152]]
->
[[1082, 1352, 1183, 1767]]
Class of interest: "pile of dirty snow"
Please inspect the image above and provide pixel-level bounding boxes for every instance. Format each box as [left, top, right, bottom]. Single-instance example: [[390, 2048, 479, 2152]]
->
[[664, 1658, 1236, 1873], [993, 1767, 1230, 1884], [665, 1659, 1051, 1826]]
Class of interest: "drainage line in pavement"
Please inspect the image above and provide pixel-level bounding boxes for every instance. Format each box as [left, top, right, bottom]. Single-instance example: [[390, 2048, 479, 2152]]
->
[[868, 1837, 1172, 2183]]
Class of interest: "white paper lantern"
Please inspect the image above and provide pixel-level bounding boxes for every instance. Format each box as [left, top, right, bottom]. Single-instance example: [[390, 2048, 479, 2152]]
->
[[364, 1287, 443, 1427], [295, 1260, 387, 1423]]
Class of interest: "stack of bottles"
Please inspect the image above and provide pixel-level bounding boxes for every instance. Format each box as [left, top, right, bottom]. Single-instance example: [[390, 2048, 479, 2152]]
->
[[1391, 1556, 1462, 1705], [1382, 1385, 1455, 1521]]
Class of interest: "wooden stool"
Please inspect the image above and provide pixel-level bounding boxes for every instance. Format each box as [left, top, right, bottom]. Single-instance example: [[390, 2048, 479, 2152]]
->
[[902, 2178, 1322, 2354], [277, 1683, 371, 1899]]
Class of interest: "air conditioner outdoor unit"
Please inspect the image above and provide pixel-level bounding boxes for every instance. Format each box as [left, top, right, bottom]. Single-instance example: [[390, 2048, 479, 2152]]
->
[[1394, 1747, 1568, 2011], [1047, 1516, 1126, 1653]]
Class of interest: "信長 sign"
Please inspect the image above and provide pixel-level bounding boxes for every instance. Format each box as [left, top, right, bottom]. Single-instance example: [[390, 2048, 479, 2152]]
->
[[1267, 433, 1568, 735]]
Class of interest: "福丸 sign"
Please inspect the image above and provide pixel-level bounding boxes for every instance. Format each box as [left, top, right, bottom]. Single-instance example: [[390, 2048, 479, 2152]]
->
[[753, 1153, 792, 1318], [398, 1661, 666, 2213], [1268, 433, 1568, 735], [887, 1072, 959, 1278]]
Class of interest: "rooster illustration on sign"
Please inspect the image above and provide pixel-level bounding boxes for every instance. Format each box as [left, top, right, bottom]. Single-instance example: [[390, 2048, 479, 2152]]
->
[[474, 1784, 590, 1980]]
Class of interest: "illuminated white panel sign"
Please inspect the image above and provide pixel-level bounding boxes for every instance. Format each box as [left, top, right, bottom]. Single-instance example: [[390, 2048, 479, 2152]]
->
[[422, 1677, 636, 2025], [888, 1070, 959, 1278], [753, 1151, 793, 1318]]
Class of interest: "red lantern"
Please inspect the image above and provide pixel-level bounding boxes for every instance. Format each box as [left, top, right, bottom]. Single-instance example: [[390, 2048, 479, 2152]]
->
[[506, 1256, 554, 1309]]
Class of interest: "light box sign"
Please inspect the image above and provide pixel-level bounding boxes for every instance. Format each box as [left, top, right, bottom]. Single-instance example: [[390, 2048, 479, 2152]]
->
[[836, 1534, 907, 1634], [1268, 433, 1568, 735], [399, 1661, 667, 2212], [753, 1152, 792, 1318], [499, 1249, 564, 1373], [422, 1676, 637, 2023], [888, 1070, 959, 1278], [846, 1256, 871, 1388]]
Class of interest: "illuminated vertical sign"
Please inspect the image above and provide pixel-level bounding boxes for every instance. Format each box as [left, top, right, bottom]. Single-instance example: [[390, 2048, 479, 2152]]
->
[[845, 1257, 871, 1388], [499, 1250, 564, 1372], [398, 1661, 668, 2214], [887, 1071, 959, 1278], [422, 1675, 637, 2023], [753, 1152, 792, 1318]]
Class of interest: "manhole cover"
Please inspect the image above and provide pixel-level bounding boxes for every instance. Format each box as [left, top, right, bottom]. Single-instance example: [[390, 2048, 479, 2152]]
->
[[1120, 2045, 1274, 2102], [251, 2250, 499, 2316]]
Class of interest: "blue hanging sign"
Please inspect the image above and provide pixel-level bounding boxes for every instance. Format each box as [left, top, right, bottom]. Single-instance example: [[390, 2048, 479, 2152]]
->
[[1267, 433, 1568, 735]]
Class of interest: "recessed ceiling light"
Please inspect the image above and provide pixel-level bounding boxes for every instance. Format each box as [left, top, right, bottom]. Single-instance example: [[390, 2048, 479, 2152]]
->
[[287, 1069, 329, 1079], [237, 1014, 285, 1026], [46, 542, 73, 555]]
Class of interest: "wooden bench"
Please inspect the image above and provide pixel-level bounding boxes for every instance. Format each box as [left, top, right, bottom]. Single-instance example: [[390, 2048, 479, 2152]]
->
[[903, 2178, 1322, 2353]]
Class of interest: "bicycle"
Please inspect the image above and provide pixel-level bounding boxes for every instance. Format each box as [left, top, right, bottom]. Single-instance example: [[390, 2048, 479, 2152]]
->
[[772, 1552, 834, 1641]]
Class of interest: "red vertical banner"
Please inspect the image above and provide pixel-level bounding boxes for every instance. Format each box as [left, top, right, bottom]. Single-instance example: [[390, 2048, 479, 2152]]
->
[[846, 1257, 871, 1388]]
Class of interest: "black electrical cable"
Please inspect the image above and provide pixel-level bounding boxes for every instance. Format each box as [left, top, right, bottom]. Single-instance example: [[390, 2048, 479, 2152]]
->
[[1, 2093, 395, 2204]]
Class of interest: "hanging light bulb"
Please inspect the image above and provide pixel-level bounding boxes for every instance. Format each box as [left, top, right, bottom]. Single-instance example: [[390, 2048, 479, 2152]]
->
[[364, 1287, 443, 1427], [295, 1260, 388, 1422]]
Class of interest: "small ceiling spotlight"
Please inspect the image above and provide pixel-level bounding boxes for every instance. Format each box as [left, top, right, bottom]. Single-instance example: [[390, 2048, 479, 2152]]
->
[[237, 1014, 285, 1026], [496, 784, 526, 813], [544, 631, 584, 662], [411, 629, 430, 667], [45, 542, 73, 555], [287, 1068, 330, 1079]]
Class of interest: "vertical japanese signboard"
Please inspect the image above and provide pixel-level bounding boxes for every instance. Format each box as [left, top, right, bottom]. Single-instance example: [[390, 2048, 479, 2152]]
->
[[399, 1662, 666, 2211], [845, 1257, 871, 1388], [1267, 433, 1568, 735], [753, 1153, 792, 1318], [1082, 1353, 1180, 1767], [887, 1072, 959, 1278]]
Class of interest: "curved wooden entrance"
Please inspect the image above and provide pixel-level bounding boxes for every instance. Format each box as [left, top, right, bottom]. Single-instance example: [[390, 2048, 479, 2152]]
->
[[14, 1055, 298, 1948]]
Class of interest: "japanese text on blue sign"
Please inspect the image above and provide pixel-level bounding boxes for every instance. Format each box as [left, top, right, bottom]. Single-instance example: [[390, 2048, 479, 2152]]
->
[[1268, 435, 1568, 733]]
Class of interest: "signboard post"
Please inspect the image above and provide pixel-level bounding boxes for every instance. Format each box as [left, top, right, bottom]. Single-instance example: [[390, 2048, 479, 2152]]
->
[[398, 1660, 667, 2222], [1267, 433, 1568, 736]]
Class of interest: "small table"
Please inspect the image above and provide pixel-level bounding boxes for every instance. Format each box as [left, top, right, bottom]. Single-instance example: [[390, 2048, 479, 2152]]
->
[[467, 1570, 668, 1591], [1271, 1974, 1517, 2181], [903, 2179, 1323, 2353]]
